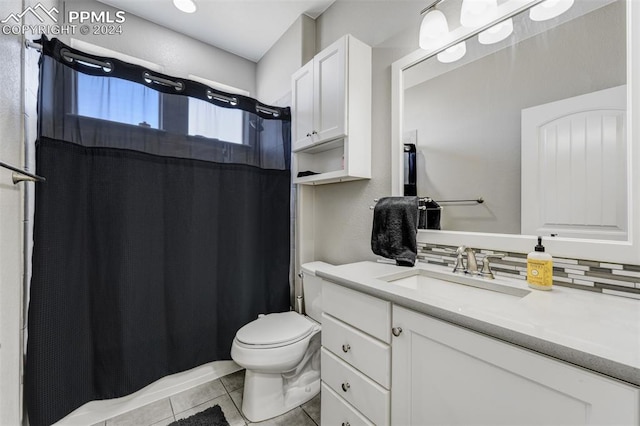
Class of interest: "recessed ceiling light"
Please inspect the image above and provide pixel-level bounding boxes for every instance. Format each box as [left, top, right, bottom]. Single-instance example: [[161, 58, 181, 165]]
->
[[173, 0, 196, 14]]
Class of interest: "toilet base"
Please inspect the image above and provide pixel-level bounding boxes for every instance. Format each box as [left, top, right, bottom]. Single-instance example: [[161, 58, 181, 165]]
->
[[241, 369, 320, 422]]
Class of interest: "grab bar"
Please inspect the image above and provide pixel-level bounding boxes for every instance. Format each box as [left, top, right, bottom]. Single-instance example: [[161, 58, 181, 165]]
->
[[0, 160, 46, 184]]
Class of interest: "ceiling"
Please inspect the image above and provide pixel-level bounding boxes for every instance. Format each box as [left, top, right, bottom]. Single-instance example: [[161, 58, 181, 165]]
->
[[97, 0, 336, 62]]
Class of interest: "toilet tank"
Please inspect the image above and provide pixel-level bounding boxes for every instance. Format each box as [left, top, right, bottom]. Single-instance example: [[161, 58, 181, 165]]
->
[[300, 262, 333, 324]]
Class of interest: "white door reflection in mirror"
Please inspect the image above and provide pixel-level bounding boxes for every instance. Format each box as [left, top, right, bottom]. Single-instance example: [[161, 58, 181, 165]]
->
[[521, 85, 626, 241]]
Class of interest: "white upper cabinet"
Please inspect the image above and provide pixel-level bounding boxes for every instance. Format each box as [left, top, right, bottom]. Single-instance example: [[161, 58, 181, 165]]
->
[[292, 36, 347, 151], [292, 34, 371, 185]]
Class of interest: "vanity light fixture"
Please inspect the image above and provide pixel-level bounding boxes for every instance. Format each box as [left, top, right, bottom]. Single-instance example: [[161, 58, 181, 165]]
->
[[437, 41, 466, 63], [419, 7, 449, 50], [478, 18, 514, 44], [460, 0, 496, 28], [173, 0, 197, 13], [529, 0, 574, 21], [418, 0, 467, 62]]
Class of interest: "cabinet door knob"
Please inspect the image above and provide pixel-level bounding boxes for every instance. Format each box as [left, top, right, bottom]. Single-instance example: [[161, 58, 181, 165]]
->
[[311, 130, 318, 135], [342, 344, 351, 353], [306, 132, 312, 137], [392, 327, 403, 337], [342, 423, 351, 426], [341, 382, 350, 392]]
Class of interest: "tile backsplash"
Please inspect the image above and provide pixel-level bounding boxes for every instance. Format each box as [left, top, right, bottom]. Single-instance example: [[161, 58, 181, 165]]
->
[[417, 243, 640, 300]]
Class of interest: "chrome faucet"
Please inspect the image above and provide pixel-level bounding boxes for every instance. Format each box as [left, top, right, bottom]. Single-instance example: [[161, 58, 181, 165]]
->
[[452, 246, 506, 279], [452, 245, 479, 275]]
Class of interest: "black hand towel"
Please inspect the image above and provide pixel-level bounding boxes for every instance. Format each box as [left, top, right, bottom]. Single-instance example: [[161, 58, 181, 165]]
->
[[371, 196, 419, 267]]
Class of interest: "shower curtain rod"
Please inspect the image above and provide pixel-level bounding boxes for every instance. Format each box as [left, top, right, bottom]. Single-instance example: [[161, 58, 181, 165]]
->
[[29, 38, 285, 118], [0, 160, 46, 184], [26, 40, 42, 51]]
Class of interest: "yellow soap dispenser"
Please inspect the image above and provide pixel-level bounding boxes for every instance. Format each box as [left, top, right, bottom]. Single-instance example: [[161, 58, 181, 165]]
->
[[527, 236, 553, 290]]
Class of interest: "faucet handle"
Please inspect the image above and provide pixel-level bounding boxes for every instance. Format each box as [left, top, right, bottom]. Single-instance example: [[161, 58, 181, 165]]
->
[[480, 253, 506, 279], [448, 246, 466, 273]]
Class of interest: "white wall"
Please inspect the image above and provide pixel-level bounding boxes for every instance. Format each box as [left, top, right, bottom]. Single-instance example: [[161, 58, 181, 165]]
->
[[58, 0, 257, 95], [0, 0, 24, 419], [256, 14, 315, 105], [0, 0, 54, 421], [310, 1, 423, 265]]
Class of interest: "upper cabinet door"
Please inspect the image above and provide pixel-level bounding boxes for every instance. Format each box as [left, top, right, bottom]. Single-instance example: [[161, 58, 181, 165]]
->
[[292, 60, 315, 151], [313, 38, 347, 144]]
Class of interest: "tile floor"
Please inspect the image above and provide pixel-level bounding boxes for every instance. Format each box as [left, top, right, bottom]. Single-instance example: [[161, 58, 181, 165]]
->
[[94, 370, 321, 426]]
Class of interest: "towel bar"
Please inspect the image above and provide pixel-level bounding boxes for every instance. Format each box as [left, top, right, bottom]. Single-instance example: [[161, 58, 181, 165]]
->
[[370, 196, 483, 210]]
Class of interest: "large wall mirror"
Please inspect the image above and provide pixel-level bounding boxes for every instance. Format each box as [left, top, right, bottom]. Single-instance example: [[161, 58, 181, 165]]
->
[[391, 0, 640, 264]]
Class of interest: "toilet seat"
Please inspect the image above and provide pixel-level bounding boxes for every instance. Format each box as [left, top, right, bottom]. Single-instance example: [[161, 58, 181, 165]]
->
[[235, 311, 317, 349]]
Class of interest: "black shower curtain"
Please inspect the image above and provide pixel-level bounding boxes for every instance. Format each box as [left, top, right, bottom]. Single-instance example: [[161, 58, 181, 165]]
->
[[26, 38, 291, 426]]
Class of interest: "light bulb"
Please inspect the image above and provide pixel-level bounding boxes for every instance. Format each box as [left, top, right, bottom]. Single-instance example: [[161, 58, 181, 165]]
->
[[173, 0, 197, 13], [437, 41, 466, 63], [529, 0, 574, 21], [478, 18, 513, 44], [460, 0, 497, 28], [419, 9, 449, 50]]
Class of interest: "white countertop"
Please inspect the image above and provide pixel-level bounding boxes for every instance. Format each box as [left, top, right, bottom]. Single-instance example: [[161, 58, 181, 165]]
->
[[315, 260, 640, 387]]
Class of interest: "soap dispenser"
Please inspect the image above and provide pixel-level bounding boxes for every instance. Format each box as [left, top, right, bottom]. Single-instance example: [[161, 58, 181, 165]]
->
[[527, 236, 553, 290]]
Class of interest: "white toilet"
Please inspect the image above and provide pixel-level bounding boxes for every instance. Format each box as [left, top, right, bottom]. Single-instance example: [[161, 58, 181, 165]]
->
[[230, 262, 329, 422]]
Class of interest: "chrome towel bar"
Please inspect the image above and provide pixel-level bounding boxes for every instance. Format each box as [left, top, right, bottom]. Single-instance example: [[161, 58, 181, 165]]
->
[[369, 196, 483, 210]]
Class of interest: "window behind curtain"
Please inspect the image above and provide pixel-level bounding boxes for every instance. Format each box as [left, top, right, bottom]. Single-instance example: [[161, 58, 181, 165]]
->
[[187, 98, 244, 144], [73, 41, 250, 144], [187, 74, 250, 144], [77, 74, 161, 128]]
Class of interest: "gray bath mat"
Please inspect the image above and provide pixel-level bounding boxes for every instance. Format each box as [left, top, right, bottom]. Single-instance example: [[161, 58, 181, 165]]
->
[[169, 405, 230, 426]]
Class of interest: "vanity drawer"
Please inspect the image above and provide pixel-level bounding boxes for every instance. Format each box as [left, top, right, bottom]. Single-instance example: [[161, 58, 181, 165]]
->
[[322, 312, 391, 389], [323, 281, 391, 343], [321, 348, 390, 426], [322, 382, 374, 426]]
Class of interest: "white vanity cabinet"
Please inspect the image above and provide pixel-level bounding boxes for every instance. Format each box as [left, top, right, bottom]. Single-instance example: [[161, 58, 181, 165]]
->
[[291, 34, 371, 185], [321, 281, 391, 425], [391, 305, 640, 426]]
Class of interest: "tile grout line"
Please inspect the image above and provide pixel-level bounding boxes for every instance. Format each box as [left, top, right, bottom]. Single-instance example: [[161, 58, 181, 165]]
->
[[168, 397, 176, 417], [301, 407, 318, 426]]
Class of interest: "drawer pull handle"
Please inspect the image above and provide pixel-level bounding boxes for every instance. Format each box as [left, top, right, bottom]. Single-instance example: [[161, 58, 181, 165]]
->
[[341, 382, 350, 392], [342, 344, 351, 353], [392, 327, 403, 337]]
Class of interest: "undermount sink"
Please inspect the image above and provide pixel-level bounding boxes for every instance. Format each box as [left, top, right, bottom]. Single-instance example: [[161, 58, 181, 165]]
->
[[378, 268, 531, 299]]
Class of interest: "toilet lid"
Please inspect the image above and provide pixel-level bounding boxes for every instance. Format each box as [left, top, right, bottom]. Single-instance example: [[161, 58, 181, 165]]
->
[[236, 312, 315, 346]]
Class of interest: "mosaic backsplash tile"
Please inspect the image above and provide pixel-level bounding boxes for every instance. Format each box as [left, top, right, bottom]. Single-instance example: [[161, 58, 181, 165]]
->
[[417, 243, 640, 300]]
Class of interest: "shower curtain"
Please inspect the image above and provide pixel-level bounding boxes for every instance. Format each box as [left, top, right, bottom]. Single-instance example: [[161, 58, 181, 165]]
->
[[26, 37, 291, 426]]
